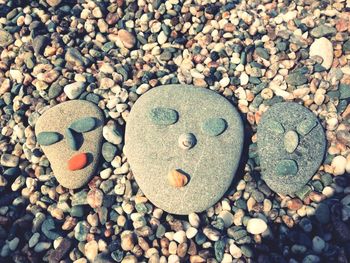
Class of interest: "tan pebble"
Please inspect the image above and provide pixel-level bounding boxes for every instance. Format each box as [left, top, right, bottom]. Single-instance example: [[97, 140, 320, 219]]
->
[[168, 169, 188, 188], [121, 232, 135, 251], [118, 29, 136, 49], [261, 88, 273, 100], [331, 155, 346, 176]]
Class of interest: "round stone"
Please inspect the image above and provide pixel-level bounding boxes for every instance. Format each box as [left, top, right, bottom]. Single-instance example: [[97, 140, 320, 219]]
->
[[284, 130, 299, 153], [178, 133, 196, 150], [257, 102, 326, 195], [309, 37, 334, 70], [35, 100, 104, 189], [246, 218, 268, 234], [125, 85, 244, 214]]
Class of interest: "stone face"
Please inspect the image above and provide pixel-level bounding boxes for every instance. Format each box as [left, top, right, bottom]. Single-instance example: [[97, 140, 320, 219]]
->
[[309, 37, 333, 70], [257, 102, 326, 195], [35, 100, 104, 189], [125, 85, 244, 214]]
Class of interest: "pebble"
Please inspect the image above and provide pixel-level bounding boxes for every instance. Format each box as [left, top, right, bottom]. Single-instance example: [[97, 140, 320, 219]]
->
[[203, 227, 220, 241], [149, 107, 178, 125], [230, 244, 242, 259], [275, 159, 298, 176], [312, 236, 325, 253], [87, 188, 104, 209], [1, 154, 19, 167], [37, 131, 61, 146], [202, 118, 227, 136], [74, 221, 90, 242], [240, 72, 249, 85], [286, 72, 308, 86], [121, 232, 135, 251], [85, 240, 98, 261], [29, 233, 40, 248], [102, 142, 117, 162], [64, 82, 86, 99], [103, 124, 123, 145], [69, 117, 96, 133], [218, 210, 234, 227], [118, 29, 136, 49], [246, 218, 267, 234], [309, 37, 334, 70], [284, 130, 299, 153], [8, 237, 19, 251], [173, 230, 187, 243], [189, 213, 200, 228], [310, 25, 336, 38], [331, 155, 346, 176]]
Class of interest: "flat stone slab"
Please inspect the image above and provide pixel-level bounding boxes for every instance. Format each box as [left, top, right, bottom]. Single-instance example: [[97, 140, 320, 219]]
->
[[257, 102, 326, 195], [125, 85, 244, 214], [35, 100, 104, 189]]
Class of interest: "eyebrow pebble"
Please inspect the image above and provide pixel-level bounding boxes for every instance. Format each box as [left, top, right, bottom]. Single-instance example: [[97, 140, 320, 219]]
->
[[70, 117, 96, 133], [37, 131, 62, 146]]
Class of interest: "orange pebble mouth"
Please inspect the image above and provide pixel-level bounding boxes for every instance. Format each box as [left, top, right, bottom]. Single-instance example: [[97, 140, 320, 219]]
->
[[67, 152, 88, 171]]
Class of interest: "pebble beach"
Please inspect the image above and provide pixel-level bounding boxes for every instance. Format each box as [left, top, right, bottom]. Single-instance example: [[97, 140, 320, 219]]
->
[[0, 0, 350, 262]]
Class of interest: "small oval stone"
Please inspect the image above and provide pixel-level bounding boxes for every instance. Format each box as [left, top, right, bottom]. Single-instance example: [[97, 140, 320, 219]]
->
[[284, 130, 299, 153], [297, 118, 317, 136], [149, 107, 178, 125], [70, 117, 96, 133], [68, 153, 88, 171], [267, 120, 284, 134], [202, 118, 227, 136], [246, 218, 267, 234], [37, 131, 62, 146], [65, 128, 78, 151], [168, 169, 188, 188], [178, 133, 196, 150], [275, 159, 298, 176]]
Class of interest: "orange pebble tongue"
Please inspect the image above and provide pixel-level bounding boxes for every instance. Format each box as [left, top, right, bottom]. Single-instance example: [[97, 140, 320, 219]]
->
[[68, 153, 88, 171]]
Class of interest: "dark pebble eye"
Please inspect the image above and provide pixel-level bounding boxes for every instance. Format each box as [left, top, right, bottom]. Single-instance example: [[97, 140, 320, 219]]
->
[[149, 107, 179, 126], [37, 131, 63, 146], [202, 118, 227, 136], [69, 117, 97, 133]]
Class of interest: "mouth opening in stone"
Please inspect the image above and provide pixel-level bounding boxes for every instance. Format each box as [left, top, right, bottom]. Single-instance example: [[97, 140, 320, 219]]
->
[[67, 152, 93, 171]]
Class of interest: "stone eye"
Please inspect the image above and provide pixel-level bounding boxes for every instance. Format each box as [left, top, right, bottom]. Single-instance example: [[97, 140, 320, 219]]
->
[[37, 131, 63, 146], [267, 120, 284, 134], [202, 118, 227, 136], [297, 117, 317, 136], [69, 117, 97, 133], [149, 107, 179, 125]]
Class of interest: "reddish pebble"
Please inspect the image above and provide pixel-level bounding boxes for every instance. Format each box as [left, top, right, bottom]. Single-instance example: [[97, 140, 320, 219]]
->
[[287, 198, 303, 211], [68, 153, 88, 171]]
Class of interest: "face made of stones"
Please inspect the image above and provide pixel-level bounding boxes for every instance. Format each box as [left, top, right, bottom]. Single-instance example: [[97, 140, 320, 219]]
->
[[257, 102, 326, 195], [35, 100, 104, 189], [125, 85, 244, 215]]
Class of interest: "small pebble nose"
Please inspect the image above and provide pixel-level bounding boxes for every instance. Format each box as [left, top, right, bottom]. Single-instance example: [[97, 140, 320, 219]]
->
[[178, 133, 196, 150]]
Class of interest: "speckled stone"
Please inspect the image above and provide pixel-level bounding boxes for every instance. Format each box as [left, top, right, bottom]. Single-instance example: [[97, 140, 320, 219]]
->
[[35, 100, 104, 189], [125, 85, 244, 214], [257, 102, 326, 195]]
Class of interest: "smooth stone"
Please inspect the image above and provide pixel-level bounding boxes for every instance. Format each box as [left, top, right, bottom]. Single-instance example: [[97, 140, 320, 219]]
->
[[312, 236, 325, 253], [202, 118, 227, 136], [286, 72, 308, 86], [0, 154, 19, 167], [0, 29, 13, 47], [339, 83, 350, 99], [310, 25, 336, 38], [65, 128, 78, 151], [246, 218, 267, 234], [125, 84, 244, 214], [69, 117, 96, 133], [74, 221, 90, 241], [275, 159, 298, 176], [257, 102, 326, 195], [149, 107, 178, 125], [117, 29, 136, 49], [33, 35, 49, 55], [35, 100, 104, 189], [36, 131, 62, 146], [103, 124, 122, 145], [64, 82, 86, 99], [284, 130, 299, 153], [267, 121, 284, 134], [102, 142, 117, 162], [309, 37, 333, 70], [297, 118, 317, 136], [65, 47, 86, 67]]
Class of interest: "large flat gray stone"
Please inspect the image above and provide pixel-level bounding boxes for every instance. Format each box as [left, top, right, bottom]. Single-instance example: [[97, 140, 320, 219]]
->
[[125, 85, 244, 215], [35, 100, 104, 189], [257, 102, 326, 195]]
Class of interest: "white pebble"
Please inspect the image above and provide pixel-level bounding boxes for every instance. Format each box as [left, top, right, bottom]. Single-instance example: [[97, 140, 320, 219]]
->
[[240, 72, 249, 85], [188, 213, 200, 228], [218, 210, 234, 227], [219, 77, 230, 88], [229, 243, 242, 259], [312, 236, 325, 253], [246, 218, 267, 234], [173, 230, 186, 244], [331, 155, 346, 176]]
